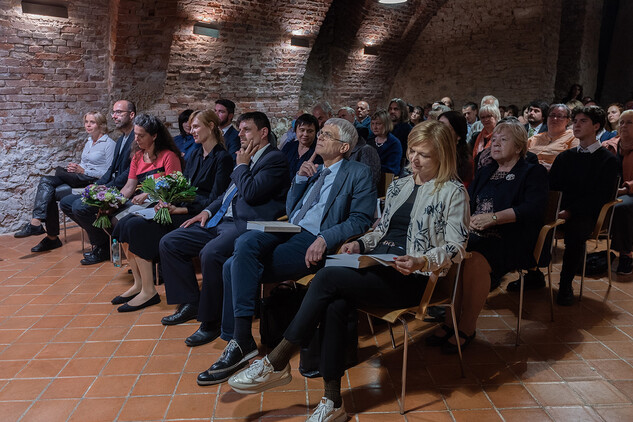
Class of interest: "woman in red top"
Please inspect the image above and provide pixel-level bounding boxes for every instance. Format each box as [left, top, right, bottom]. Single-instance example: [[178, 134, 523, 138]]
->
[[115, 113, 183, 312]]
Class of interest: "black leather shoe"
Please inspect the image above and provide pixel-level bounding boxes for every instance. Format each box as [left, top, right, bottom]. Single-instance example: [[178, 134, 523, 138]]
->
[[161, 303, 198, 326], [31, 236, 62, 252], [81, 247, 109, 265], [556, 285, 575, 306], [15, 223, 46, 238], [111, 293, 139, 305], [507, 269, 545, 292], [117, 293, 161, 312], [185, 322, 221, 347], [196, 339, 258, 385]]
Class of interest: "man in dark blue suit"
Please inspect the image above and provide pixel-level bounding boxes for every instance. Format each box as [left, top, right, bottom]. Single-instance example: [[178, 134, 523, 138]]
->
[[194, 118, 376, 385], [60, 99, 136, 265], [215, 99, 240, 162], [159, 111, 290, 344]]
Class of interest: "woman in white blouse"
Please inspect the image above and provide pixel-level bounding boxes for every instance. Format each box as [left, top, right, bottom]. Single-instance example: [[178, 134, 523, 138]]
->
[[15, 111, 115, 252]]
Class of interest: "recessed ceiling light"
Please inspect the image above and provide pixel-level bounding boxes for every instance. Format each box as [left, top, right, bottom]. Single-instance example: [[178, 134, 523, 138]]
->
[[379, 0, 408, 4]]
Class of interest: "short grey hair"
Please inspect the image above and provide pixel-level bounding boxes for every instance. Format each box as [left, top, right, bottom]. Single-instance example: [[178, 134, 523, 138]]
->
[[324, 117, 358, 158], [313, 101, 333, 116], [479, 104, 501, 121], [480, 95, 499, 108], [428, 104, 451, 120], [338, 106, 356, 123], [548, 103, 571, 119]]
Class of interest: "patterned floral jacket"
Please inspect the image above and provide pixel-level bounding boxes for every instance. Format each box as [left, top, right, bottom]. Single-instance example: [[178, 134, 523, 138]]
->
[[359, 175, 470, 276]]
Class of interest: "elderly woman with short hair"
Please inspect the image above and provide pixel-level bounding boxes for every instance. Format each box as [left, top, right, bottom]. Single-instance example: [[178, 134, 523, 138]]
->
[[430, 120, 548, 353], [15, 111, 115, 252], [471, 104, 501, 162]]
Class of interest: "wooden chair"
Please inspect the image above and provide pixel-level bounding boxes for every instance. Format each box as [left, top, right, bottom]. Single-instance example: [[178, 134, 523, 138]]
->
[[515, 190, 564, 345], [579, 196, 623, 300], [357, 260, 467, 414]]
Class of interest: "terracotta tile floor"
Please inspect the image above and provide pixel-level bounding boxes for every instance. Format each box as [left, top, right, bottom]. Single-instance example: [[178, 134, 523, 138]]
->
[[2, 227, 633, 421]]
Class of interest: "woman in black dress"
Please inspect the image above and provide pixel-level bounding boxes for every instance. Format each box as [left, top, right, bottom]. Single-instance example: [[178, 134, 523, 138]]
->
[[112, 109, 233, 312]]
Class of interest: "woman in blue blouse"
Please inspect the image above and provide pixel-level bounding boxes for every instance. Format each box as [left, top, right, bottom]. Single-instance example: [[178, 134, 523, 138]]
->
[[173, 109, 201, 162]]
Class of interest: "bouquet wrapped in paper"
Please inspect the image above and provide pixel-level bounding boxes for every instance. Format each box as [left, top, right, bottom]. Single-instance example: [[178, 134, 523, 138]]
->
[[81, 185, 127, 228], [140, 171, 197, 225]]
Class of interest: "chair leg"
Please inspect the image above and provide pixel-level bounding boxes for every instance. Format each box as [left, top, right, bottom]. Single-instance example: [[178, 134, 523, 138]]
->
[[388, 324, 397, 349], [516, 271, 525, 346], [449, 304, 465, 377], [81, 229, 86, 253], [607, 237, 612, 287], [62, 214, 67, 243], [580, 244, 588, 301], [366, 314, 375, 336], [548, 262, 554, 322], [398, 317, 409, 415], [154, 261, 160, 286]]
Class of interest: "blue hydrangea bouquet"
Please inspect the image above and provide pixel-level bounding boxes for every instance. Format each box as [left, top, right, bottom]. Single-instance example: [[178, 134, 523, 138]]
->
[[140, 171, 197, 225]]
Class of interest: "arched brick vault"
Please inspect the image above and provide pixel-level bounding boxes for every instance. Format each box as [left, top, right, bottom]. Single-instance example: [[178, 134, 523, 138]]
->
[[299, 0, 447, 112]]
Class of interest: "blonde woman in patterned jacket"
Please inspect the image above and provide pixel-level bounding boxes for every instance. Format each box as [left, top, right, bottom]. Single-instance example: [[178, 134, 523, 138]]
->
[[227, 120, 470, 422]]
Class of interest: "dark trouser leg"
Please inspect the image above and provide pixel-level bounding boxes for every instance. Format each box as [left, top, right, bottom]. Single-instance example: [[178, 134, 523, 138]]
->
[[197, 221, 243, 323], [283, 266, 426, 379], [319, 298, 353, 380], [32, 175, 63, 221], [560, 216, 595, 287], [612, 195, 633, 253], [159, 225, 218, 306], [64, 195, 108, 248]]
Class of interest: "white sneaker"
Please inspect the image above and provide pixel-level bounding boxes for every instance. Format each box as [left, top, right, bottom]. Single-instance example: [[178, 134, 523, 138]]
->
[[307, 397, 347, 422], [228, 356, 291, 394]]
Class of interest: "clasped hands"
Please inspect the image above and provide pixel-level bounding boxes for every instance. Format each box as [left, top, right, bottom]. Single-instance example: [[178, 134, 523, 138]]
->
[[66, 162, 84, 174], [470, 213, 495, 231], [340, 241, 428, 275]]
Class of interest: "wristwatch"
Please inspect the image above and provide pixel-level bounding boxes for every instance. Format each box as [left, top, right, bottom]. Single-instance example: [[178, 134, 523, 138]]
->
[[491, 214, 498, 224]]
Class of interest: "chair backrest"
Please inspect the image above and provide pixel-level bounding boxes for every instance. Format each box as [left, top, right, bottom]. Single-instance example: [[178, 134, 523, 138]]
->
[[593, 176, 621, 239], [377, 172, 394, 198], [534, 190, 563, 266], [415, 259, 464, 321]]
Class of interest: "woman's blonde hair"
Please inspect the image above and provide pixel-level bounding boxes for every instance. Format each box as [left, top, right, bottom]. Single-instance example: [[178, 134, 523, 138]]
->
[[84, 111, 107, 133], [407, 120, 457, 189], [371, 109, 393, 134], [189, 109, 225, 147]]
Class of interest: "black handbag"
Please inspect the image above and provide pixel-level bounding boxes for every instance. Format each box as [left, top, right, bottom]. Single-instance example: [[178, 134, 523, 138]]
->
[[298, 309, 359, 378], [259, 282, 306, 349]]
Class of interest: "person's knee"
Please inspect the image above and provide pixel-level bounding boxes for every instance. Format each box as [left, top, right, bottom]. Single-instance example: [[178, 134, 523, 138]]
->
[[222, 257, 233, 285], [159, 231, 180, 256]]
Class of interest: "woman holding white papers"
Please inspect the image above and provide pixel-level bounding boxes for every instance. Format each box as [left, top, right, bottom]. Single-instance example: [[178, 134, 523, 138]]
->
[[111, 110, 232, 312], [228, 120, 470, 421]]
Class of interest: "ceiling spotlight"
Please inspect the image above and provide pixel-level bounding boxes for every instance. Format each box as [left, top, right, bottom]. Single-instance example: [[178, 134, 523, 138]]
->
[[290, 36, 310, 48], [21, 1, 68, 18], [363, 46, 379, 56], [378, 0, 408, 4]]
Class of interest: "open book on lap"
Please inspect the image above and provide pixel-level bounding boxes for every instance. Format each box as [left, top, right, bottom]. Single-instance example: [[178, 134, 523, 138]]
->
[[325, 253, 398, 269], [247, 221, 302, 233]]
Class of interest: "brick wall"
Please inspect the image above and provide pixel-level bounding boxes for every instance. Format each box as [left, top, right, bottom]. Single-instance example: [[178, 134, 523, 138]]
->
[[0, 0, 111, 231], [388, 0, 563, 109]]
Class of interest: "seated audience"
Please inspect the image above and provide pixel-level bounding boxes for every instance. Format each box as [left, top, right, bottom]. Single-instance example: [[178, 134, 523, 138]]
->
[[470, 104, 500, 162], [354, 100, 371, 131], [549, 106, 619, 305], [215, 99, 240, 161], [173, 109, 200, 162], [505, 104, 519, 118], [111, 110, 232, 311], [159, 112, 290, 346], [337, 106, 381, 188], [110, 114, 183, 312], [388, 98, 412, 152], [430, 120, 547, 352], [15, 111, 115, 253], [527, 103, 578, 170], [428, 104, 451, 121], [603, 110, 633, 274], [281, 113, 322, 178], [469, 95, 499, 137], [525, 100, 549, 137], [562, 83, 583, 104], [368, 109, 403, 175], [227, 120, 469, 420], [313, 102, 334, 129], [604, 103, 624, 138], [438, 110, 474, 187], [410, 105, 424, 126], [196, 118, 376, 386], [518, 104, 529, 125], [60, 100, 136, 264]]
